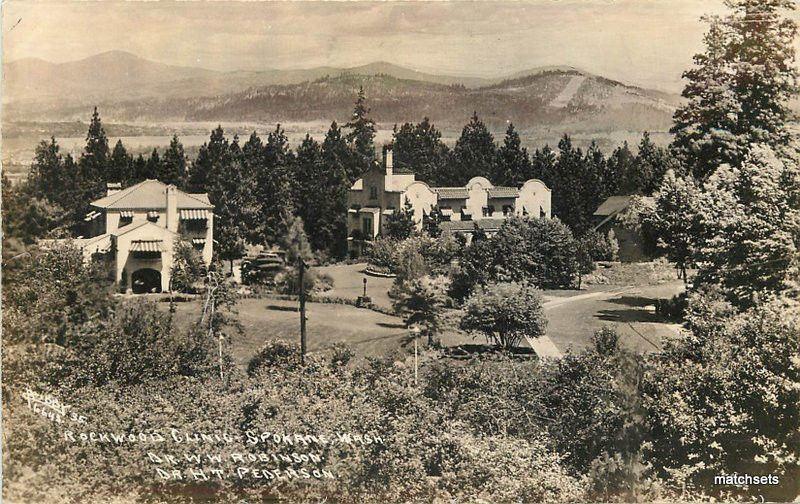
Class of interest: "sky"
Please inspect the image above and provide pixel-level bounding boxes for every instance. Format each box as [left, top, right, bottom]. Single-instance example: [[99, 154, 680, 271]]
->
[[3, 0, 798, 92]]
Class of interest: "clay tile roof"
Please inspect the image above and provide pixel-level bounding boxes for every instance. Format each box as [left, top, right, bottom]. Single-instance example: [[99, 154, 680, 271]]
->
[[487, 187, 519, 198], [433, 187, 470, 199]]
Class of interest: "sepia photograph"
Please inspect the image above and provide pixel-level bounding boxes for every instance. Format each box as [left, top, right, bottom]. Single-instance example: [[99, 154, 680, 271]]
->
[[1, 0, 799, 502]]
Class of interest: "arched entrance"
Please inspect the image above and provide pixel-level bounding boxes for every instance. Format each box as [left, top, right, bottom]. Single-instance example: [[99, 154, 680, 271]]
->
[[131, 268, 162, 294]]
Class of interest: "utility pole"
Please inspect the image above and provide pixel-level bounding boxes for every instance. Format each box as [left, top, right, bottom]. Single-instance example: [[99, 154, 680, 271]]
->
[[298, 258, 307, 363]]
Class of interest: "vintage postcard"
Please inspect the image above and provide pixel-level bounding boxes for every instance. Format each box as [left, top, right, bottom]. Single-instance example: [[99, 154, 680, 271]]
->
[[2, 0, 799, 502]]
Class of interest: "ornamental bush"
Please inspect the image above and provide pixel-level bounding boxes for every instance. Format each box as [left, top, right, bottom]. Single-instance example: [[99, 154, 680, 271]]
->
[[460, 282, 547, 350], [451, 217, 580, 299]]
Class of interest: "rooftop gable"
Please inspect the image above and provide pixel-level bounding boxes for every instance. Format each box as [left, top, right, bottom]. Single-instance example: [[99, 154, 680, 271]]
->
[[91, 179, 213, 210], [594, 195, 634, 216]]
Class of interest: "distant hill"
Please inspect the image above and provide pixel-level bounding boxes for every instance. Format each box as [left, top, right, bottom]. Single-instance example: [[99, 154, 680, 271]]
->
[[3, 51, 681, 136], [3, 51, 489, 109]]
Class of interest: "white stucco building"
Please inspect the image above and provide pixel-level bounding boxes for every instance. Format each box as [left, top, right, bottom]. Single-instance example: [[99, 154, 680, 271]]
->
[[78, 180, 214, 293], [347, 145, 552, 255]]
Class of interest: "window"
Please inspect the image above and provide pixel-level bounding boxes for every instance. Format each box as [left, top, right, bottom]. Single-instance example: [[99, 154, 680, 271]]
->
[[147, 210, 159, 222], [369, 186, 378, 200], [482, 206, 494, 217], [362, 216, 373, 239], [502, 205, 513, 216]]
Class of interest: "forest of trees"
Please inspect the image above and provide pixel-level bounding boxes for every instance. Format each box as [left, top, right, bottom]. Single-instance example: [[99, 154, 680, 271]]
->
[[3, 90, 676, 263]]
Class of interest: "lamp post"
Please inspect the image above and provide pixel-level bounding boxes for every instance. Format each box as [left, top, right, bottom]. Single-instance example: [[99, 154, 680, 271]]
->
[[409, 324, 421, 385]]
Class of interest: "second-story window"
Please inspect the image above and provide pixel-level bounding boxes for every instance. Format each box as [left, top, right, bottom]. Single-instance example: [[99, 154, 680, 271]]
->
[[147, 211, 159, 222], [369, 186, 378, 200]]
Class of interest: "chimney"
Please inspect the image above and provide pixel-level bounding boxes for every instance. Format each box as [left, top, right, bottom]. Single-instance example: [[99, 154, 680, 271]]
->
[[384, 144, 393, 176], [106, 182, 122, 196], [165, 185, 178, 232]]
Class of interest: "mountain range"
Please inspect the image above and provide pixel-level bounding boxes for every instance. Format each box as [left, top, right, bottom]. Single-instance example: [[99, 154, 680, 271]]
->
[[3, 50, 682, 136]]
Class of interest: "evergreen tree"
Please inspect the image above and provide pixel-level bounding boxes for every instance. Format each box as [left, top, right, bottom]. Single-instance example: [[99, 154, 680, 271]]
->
[[693, 144, 800, 307], [27, 137, 64, 204], [108, 140, 131, 185], [630, 132, 676, 195], [606, 142, 636, 196], [494, 123, 532, 186], [206, 149, 259, 272], [549, 135, 603, 235], [392, 117, 451, 184], [131, 154, 148, 183], [256, 124, 295, 245], [448, 112, 498, 185], [344, 86, 376, 179], [241, 132, 266, 244], [585, 142, 610, 202], [645, 170, 703, 282], [423, 205, 444, 238], [159, 135, 187, 187], [283, 216, 314, 265], [530, 145, 557, 187], [143, 148, 160, 180], [292, 134, 326, 250], [320, 121, 352, 258], [78, 107, 110, 202], [188, 126, 228, 193], [384, 198, 416, 240], [671, 1, 798, 179]]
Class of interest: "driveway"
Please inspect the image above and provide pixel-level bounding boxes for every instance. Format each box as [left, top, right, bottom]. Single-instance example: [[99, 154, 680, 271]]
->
[[529, 281, 686, 358]]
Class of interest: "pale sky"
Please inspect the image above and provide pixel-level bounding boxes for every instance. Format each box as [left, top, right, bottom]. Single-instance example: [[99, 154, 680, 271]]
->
[[3, 0, 798, 92]]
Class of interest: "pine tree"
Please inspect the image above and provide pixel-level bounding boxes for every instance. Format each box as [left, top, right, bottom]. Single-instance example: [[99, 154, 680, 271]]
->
[[606, 142, 636, 196], [494, 123, 532, 186], [448, 112, 497, 185], [671, 1, 798, 179], [423, 205, 444, 238], [78, 107, 110, 202], [159, 135, 187, 187], [131, 154, 148, 183], [206, 140, 259, 271], [188, 126, 228, 193], [392, 117, 451, 184], [108, 140, 131, 186], [630, 132, 676, 195], [530, 145, 557, 187], [344, 86, 376, 179], [256, 124, 295, 245], [292, 134, 326, 250], [385, 198, 416, 240], [143, 148, 160, 180], [321, 121, 352, 258], [27, 137, 64, 203]]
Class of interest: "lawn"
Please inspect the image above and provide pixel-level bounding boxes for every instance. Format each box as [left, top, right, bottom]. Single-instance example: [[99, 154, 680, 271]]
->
[[168, 262, 687, 367], [169, 297, 471, 367]]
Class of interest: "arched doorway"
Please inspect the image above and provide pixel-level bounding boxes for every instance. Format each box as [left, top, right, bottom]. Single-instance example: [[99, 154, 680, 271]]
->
[[131, 268, 162, 294]]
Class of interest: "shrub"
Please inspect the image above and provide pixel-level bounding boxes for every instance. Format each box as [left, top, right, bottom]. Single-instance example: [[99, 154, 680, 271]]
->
[[274, 266, 318, 295], [365, 237, 399, 271], [581, 229, 616, 262], [247, 340, 303, 375], [451, 217, 580, 299], [654, 293, 687, 321], [170, 239, 205, 293], [643, 298, 800, 501], [392, 275, 450, 345], [460, 282, 547, 350]]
